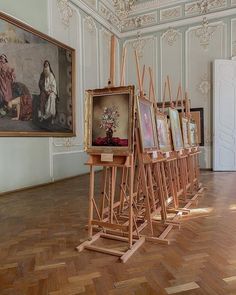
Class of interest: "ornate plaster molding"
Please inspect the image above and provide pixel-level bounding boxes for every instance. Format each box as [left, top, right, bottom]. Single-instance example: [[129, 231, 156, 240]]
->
[[198, 73, 211, 96], [131, 36, 153, 58], [195, 18, 218, 49], [57, 0, 73, 26], [84, 15, 96, 33], [162, 28, 180, 46], [160, 6, 182, 21], [53, 137, 81, 148], [122, 13, 157, 30], [185, 0, 227, 16], [99, 2, 120, 30], [131, 0, 186, 12]]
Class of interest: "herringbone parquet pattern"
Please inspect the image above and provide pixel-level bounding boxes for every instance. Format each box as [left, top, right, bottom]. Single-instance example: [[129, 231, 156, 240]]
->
[[1, 171, 236, 294]]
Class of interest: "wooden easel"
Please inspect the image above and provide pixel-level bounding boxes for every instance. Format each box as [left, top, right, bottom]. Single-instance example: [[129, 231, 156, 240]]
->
[[161, 79, 204, 208], [77, 36, 145, 263], [132, 56, 180, 245], [184, 92, 204, 196]]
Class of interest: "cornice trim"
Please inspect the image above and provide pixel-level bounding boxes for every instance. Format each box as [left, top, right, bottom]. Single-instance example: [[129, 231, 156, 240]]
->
[[70, 0, 121, 37], [120, 7, 236, 38]]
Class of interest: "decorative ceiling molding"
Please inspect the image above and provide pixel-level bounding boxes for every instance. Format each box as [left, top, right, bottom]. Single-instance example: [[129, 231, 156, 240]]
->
[[121, 7, 236, 38], [162, 28, 180, 46], [99, 2, 121, 31], [70, 0, 236, 37], [70, 0, 120, 36], [57, 0, 73, 26], [131, 0, 187, 13], [185, 0, 227, 16], [113, 0, 137, 19], [122, 12, 157, 30], [160, 6, 182, 21]]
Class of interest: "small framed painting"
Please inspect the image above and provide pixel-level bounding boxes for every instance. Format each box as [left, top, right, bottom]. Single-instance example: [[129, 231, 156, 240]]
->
[[180, 115, 191, 148], [169, 108, 184, 151], [85, 86, 135, 155], [155, 112, 172, 153], [137, 96, 158, 153], [189, 120, 198, 147]]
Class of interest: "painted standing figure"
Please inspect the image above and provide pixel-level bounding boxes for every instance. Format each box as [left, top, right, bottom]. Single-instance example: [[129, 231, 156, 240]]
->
[[0, 54, 15, 109], [38, 60, 58, 123]]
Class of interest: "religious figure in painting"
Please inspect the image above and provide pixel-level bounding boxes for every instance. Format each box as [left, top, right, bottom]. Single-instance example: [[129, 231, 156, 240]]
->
[[38, 60, 58, 123]]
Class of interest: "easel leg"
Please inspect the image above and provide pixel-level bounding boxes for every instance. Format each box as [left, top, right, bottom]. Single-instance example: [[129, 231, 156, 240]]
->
[[128, 157, 134, 249], [88, 166, 95, 239]]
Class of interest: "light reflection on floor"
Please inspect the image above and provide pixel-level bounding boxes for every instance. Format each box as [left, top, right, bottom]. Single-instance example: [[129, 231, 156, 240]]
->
[[189, 207, 213, 215], [229, 204, 236, 210]]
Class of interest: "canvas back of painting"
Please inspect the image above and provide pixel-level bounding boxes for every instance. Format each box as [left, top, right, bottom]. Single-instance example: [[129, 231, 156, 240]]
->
[[169, 108, 184, 151], [85, 86, 135, 155], [155, 112, 172, 153], [136, 96, 158, 153]]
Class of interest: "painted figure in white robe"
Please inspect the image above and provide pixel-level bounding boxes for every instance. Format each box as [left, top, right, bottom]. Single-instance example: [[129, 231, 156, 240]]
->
[[38, 60, 57, 123]]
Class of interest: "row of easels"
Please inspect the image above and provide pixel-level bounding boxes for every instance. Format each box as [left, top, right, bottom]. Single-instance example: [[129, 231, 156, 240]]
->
[[77, 39, 204, 263], [76, 130, 203, 263]]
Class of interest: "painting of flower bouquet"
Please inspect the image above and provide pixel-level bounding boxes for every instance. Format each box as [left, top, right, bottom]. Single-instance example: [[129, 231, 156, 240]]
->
[[85, 86, 135, 155], [95, 105, 127, 146]]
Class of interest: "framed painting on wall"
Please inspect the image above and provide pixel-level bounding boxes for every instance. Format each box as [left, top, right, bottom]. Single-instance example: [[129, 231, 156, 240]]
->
[[137, 96, 158, 153], [155, 112, 172, 153], [169, 108, 184, 151], [0, 11, 75, 136], [85, 86, 135, 155]]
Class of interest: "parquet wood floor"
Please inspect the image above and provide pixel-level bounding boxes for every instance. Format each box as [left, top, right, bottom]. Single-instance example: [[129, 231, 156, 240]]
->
[[1, 171, 236, 294]]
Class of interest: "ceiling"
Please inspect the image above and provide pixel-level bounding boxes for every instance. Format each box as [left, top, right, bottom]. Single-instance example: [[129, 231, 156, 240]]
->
[[79, 0, 233, 35]]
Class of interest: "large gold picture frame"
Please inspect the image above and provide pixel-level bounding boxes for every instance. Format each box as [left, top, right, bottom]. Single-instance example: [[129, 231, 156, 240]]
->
[[137, 96, 158, 153], [85, 86, 135, 155], [0, 11, 75, 137]]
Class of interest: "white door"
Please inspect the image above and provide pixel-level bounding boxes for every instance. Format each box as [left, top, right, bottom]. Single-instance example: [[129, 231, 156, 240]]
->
[[213, 59, 236, 171]]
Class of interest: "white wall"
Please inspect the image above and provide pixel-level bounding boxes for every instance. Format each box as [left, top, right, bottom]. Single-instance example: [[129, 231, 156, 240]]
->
[[0, 0, 120, 193]]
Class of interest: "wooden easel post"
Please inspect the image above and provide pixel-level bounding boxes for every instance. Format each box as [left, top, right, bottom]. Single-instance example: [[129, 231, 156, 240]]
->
[[88, 166, 95, 239], [167, 75, 174, 108], [108, 35, 116, 87], [120, 47, 127, 87], [135, 50, 144, 97]]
